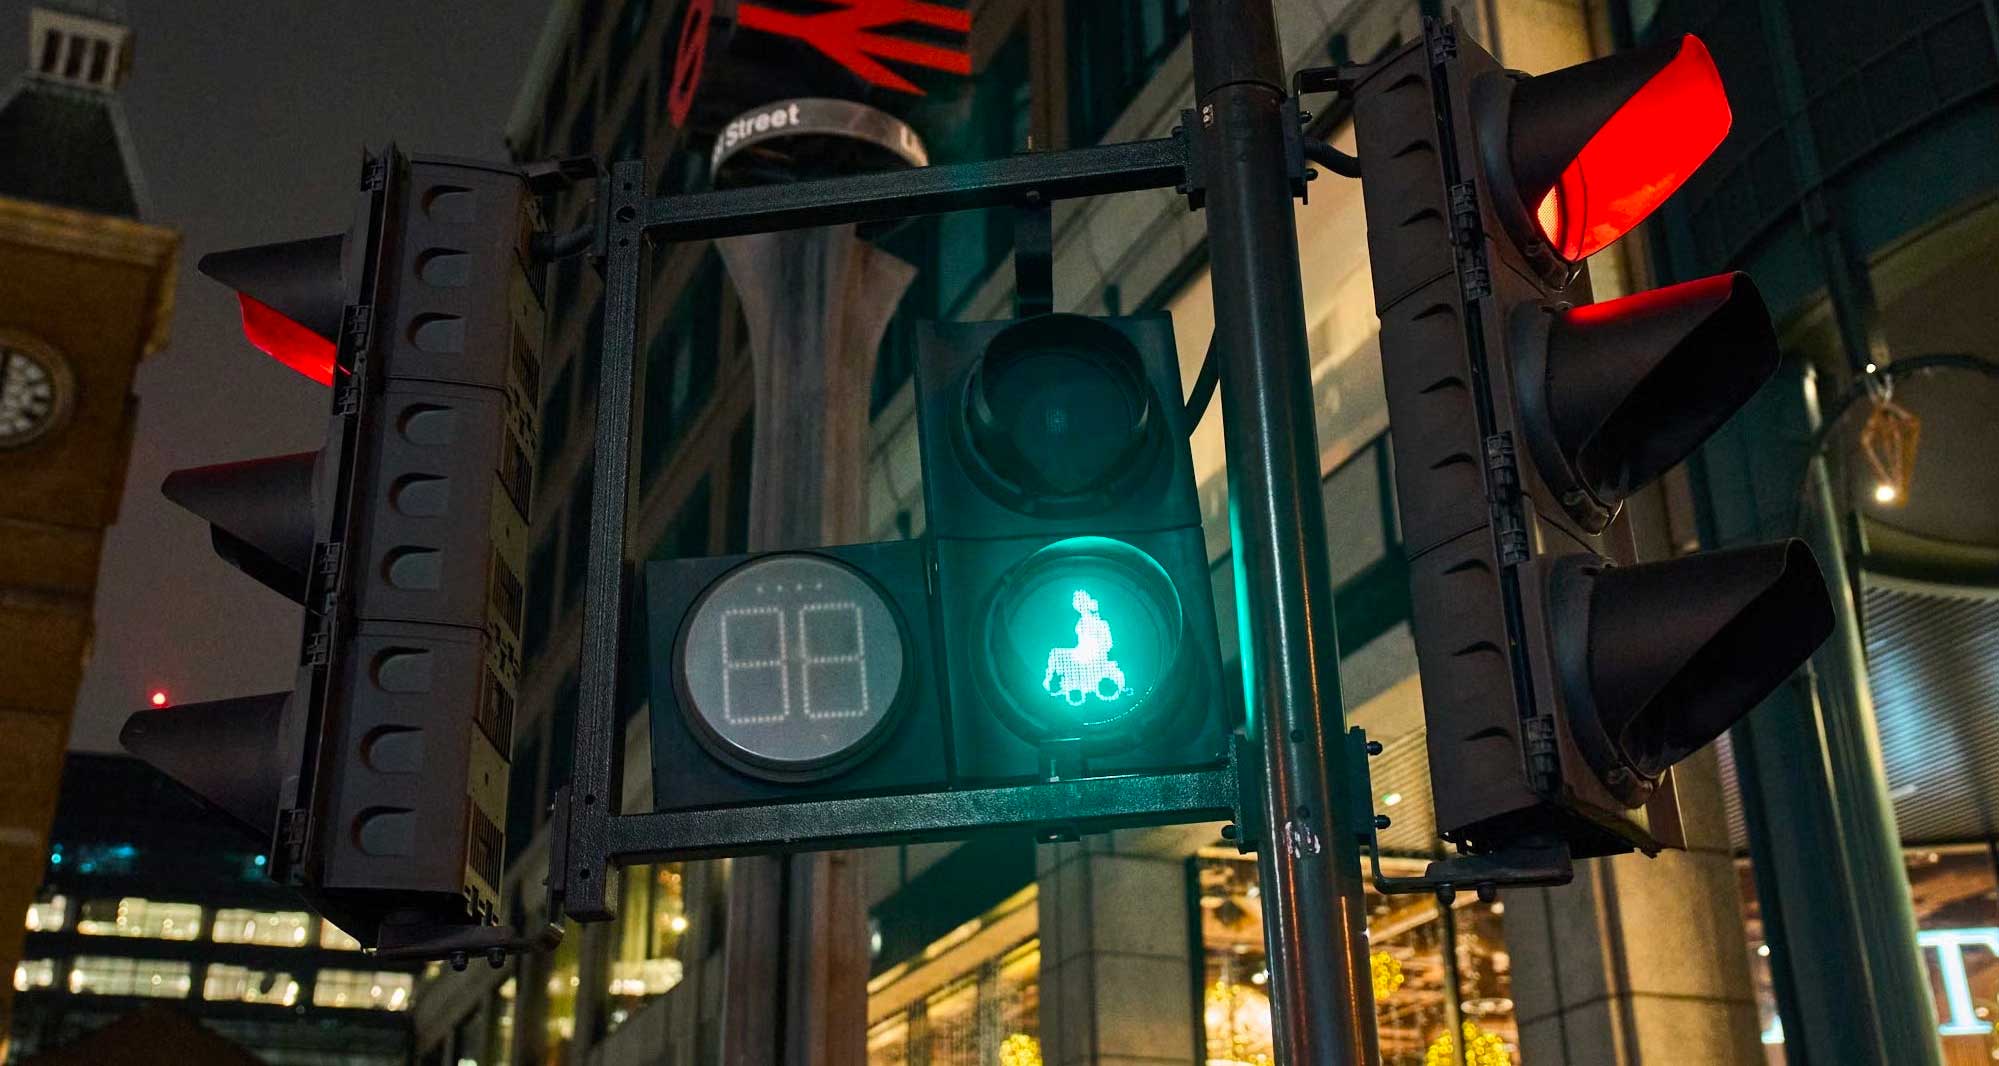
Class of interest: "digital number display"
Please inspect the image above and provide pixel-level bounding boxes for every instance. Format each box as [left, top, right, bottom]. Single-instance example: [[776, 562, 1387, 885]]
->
[[678, 554, 905, 775]]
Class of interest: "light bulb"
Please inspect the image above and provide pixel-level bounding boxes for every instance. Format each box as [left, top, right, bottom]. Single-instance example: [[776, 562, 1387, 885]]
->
[[1874, 483, 1898, 504]]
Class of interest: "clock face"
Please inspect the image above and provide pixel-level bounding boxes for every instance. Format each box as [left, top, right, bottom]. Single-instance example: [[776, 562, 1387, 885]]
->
[[0, 344, 69, 447]]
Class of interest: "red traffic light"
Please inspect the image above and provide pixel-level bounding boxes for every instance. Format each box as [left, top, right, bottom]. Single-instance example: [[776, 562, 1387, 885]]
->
[[237, 294, 337, 386], [1502, 34, 1731, 262], [199, 233, 348, 387]]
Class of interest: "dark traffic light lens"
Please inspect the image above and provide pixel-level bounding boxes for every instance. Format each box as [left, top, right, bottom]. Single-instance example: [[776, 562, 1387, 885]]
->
[[963, 314, 1160, 514], [982, 537, 1185, 746], [675, 554, 909, 779]]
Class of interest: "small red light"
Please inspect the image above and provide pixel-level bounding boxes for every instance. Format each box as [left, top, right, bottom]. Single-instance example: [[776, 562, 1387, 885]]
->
[[150, 690, 169, 707], [237, 294, 335, 387], [1537, 35, 1731, 261]]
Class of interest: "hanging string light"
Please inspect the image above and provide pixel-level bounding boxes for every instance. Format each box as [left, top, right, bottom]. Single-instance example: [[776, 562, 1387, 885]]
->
[[1425, 1020, 1514, 1066], [1858, 383, 1919, 507]]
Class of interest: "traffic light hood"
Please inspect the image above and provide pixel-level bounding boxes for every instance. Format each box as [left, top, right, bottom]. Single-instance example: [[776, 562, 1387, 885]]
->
[[962, 313, 1162, 514], [1494, 34, 1731, 262], [163, 451, 325, 603], [1522, 272, 1778, 524], [199, 233, 349, 385], [1553, 540, 1834, 804], [121, 692, 289, 842]]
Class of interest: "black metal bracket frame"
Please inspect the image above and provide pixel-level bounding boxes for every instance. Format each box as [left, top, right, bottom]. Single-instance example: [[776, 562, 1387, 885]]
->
[[556, 134, 1204, 926], [1342, 728, 1575, 902]]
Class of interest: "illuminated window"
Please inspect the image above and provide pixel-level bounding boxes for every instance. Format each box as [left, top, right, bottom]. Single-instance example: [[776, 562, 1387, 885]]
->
[[75, 898, 202, 941], [489, 976, 517, 1064], [313, 969, 414, 1011], [14, 959, 55, 992], [320, 923, 364, 951], [607, 864, 687, 1031], [1194, 852, 1520, 1065], [68, 956, 192, 999], [212, 908, 312, 947], [25, 895, 66, 933], [544, 922, 582, 1059], [203, 964, 299, 1006]]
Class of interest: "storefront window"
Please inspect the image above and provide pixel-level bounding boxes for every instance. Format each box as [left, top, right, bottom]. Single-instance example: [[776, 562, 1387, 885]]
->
[[14, 959, 55, 992], [867, 879, 1040, 1066], [607, 863, 689, 1031], [1196, 853, 1521, 1065], [1742, 845, 1999, 1062]]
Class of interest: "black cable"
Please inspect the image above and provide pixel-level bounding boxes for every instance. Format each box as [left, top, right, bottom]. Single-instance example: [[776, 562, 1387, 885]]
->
[[1303, 139, 1362, 178], [533, 224, 596, 262], [1183, 333, 1219, 433]]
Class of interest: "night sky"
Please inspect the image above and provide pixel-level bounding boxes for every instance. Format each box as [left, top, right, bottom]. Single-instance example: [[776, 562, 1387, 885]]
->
[[0, 1, 552, 749]]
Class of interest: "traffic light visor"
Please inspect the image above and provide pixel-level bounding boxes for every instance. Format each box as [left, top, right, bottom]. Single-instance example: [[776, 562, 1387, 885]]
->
[[163, 451, 322, 603], [199, 234, 347, 386], [1541, 272, 1777, 507], [1513, 35, 1731, 261], [1563, 540, 1833, 785], [121, 692, 289, 841]]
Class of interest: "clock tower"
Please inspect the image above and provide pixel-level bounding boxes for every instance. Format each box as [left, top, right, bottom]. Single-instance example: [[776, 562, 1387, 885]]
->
[[0, 3, 177, 1040]]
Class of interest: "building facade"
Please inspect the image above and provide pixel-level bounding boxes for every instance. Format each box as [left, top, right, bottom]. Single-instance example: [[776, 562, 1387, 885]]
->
[[413, 1, 1999, 1064], [0, 5, 177, 1047], [7, 755, 421, 1066]]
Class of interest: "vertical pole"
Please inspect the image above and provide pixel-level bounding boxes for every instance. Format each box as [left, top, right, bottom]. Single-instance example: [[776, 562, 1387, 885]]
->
[[1188, 3, 1379, 1065]]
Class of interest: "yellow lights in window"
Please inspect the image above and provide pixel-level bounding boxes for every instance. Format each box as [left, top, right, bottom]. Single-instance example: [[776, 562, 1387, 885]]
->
[[1425, 1020, 1514, 1066], [25, 895, 66, 933], [312, 969, 414, 1011], [68, 956, 192, 999], [74, 898, 201, 941], [14, 959, 55, 992], [1372, 949, 1406, 1000], [212, 908, 312, 947], [608, 957, 685, 998], [203, 964, 299, 1007], [1204, 979, 1276, 1066], [998, 1032, 1043, 1066]]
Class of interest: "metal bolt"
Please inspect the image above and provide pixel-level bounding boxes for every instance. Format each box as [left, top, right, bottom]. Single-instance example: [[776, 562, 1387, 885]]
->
[[1366, 740, 1384, 756], [1373, 815, 1392, 830]]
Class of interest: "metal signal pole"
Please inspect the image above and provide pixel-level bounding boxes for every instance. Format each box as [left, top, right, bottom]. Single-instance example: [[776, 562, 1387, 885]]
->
[[1189, 2, 1380, 1064]]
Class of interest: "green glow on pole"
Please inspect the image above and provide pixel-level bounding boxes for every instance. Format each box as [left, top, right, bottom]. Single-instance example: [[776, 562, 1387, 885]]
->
[[1042, 588, 1130, 705]]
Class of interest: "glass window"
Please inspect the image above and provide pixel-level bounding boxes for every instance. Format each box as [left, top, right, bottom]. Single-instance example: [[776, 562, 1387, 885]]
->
[[25, 894, 65, 933], [75, 898, 201, 941], [867, 1017, 911, 1066], [14, 959, 55, 992], [68, 956, 192, 999], [607, 865, 688, 1031], [640, 254, 723, 484], [1196, 852, 1519, 1065], [203, 964, 299, 1006], [1065, 0, 1191, 146], [526, 531, 560, 662], [211, 908, 312, 947], [313, 969, 414, 1011], [488, 976, 518, 1066], [545, 921, 583, 1063], [540, 355, 576, 473], [923, 978, 981, 1065], [320, 922, 364, 951], [1743, 845, 1999, 1053]]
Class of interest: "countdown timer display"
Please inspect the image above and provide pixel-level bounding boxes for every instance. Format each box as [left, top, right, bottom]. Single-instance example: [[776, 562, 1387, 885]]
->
[[676, 554, 907, 778]]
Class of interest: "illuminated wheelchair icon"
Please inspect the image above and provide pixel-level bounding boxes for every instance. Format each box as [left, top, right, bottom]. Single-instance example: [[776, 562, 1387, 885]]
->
[[1043, 590, 1130, 705]]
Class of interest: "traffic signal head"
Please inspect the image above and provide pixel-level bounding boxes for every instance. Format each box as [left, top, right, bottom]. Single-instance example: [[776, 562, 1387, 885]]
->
[[128, 148, 544, 945], [919, 312, 1228, 780], [1350, 21, 1833, 860], [644, 312, 1230, 823]]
